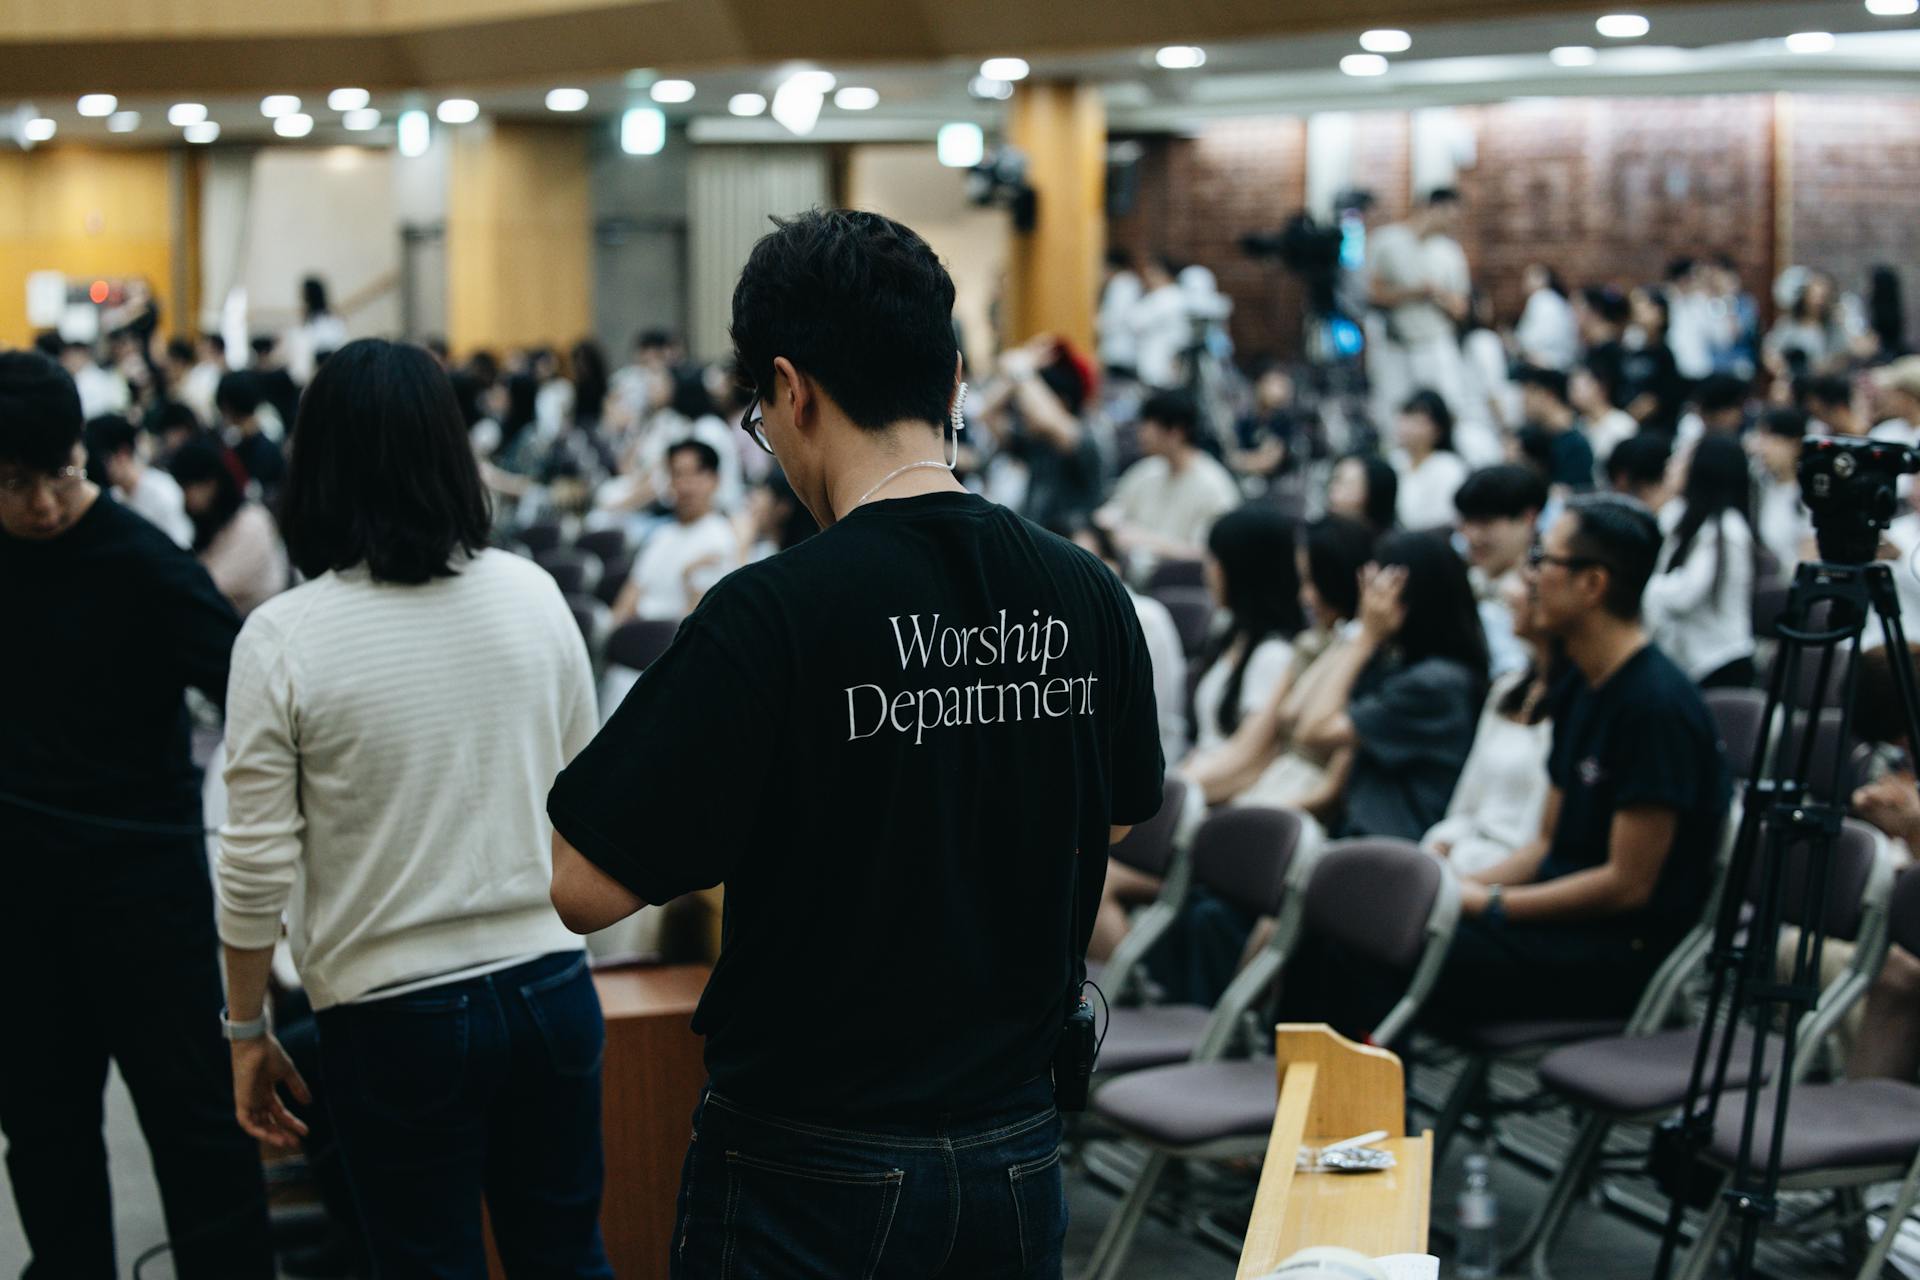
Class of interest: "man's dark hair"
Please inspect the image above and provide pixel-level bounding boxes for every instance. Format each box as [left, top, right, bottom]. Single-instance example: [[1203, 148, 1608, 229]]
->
[[153, 400, 202, 437], [217, 371, 265, 420], [201, 332, 225, 357], [1305, 515, 1377, 622], [1104, 247, 1134, 272], [666, 438, 721, 475], [1423, 186, 1461, 207], [1852, 644, 1920, 747], [83, 413, 139, 460], [1798, 374, 1852, 413], [1665, 256, 1696, 282], [1514, 363, 1571, 406], [636, 329, 674, 351], [279, 338, 490, 585], [165, 337, 196, 366], [1564, 494, 1663, 620], [1455, 464, 1548, 521], [1694, 373, 1750, 417], [730, 209, 958, 433], [302, 276, 331, 319], [1606, 432, 1673, 490], [32, 331, 63, 359], [1758, 407, 1810, 440], [0, 351, 83, 473], [1139, 390, 1200, 440], [1580, 286, 1631, 328]]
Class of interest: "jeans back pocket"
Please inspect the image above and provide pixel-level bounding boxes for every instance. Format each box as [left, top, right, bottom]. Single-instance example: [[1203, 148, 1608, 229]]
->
[[1008, 1146, 1066, 1274], [721, 1151, 903, 1280]]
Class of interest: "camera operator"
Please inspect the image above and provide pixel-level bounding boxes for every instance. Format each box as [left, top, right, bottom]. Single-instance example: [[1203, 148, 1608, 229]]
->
[[545, 210, 1165, 1277]]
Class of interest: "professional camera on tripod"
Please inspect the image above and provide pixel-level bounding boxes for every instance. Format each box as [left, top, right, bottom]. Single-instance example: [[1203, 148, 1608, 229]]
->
[[1651, 435, 1920, 1279]]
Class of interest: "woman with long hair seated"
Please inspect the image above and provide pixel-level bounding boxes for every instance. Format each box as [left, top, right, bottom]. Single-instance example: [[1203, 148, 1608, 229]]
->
[[168, 434, 288, 617], [1644, 433, 1757, 688]]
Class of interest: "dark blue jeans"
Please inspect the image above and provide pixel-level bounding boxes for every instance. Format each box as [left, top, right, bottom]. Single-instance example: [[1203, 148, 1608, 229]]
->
[[671, 1077, 1066, 1279], [316, 950, 614, 1279]]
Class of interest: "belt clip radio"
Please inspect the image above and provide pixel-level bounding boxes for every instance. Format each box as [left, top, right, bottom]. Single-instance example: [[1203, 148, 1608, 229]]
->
[[1052, 992, 1097, 1112]]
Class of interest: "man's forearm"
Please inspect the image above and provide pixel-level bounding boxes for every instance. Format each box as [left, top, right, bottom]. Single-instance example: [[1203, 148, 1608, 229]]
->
[[223, 944, 276, 1022], [1502, 864, 1646, 923]]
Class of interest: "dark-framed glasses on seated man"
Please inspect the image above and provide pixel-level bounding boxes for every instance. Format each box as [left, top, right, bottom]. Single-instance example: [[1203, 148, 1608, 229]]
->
[[0, 464, 85, 498], [739, 395, 773, 456]]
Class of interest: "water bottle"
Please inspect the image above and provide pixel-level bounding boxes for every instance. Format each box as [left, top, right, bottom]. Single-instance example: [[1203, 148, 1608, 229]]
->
[[1455, 1151, 1499, 1278]]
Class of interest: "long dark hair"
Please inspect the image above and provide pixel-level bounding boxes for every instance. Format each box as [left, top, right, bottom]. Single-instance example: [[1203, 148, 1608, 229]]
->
[[1374, 529, 1489, 692], [1870, 266, 1906, 358], [167, 433, 248, 552], [1666, 434, 1753, 602], [1304, 516, 1376, 622], [279, 338, 490, 585], [1202, 504, 1306, 737], [1400, 389, 1455, 456], [570, 339, 610, 427], [1339, 450, 1399, 536]]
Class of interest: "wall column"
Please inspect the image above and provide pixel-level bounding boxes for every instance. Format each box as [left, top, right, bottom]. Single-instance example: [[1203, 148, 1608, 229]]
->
[[1005, 81, 1104, 353], [447, 120, 591, 352]]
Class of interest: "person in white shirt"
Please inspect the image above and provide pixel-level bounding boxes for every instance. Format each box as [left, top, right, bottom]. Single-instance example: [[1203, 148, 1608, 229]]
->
[[1454, 463, 1549, 679], [1456, 291, 1515, 466], [1644, 434, 1757, 687], [1570, 365, 1636, 479], [284, 277, 350, 387], [83, 414, 193, 548], [57, 340, 131, 421], [1514, 264, 1579, 371], [1365, 188, 1472, 428], [1097, 248, 1144, 379], [215, 339, 612, 1274], [1095, 389, 1242, 565], [1870, 356, 1920, 448], [1392, 389, 1472, 531], [1070, 522, 1189, 769], [1664, 258, 1719, 382], [1748, 408, 1812, 586], [183, 333, 228, 429], [1128, 255, 1194, 390], [612, 438, 740, 622]]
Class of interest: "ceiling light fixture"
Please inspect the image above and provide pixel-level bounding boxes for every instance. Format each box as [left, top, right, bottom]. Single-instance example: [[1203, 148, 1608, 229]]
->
[[649, 79, 695, 104], [937, 121, 984, 168], [1784, 30, 1837, 52], [184, 121, 220, 144], [980, 57, 1030, 81], [1339, 53, 1390, 76], [23, 117, 56, 142], [328, 88, 370, 112], [771, 74, 827, 136], [546, 88, 590, 112], [436, 98, 479, 124], [1155, 46, 1207, 69], [1866, 0, 1918, 14], [77, 94, 117, 117], [1549, 45, 1599, 66], [622, 106, 666, 154], [834, 86, 879, 110], [1359, 29, 1412, 53], [106, 110, 140, 133], [274, 113, 314, 138], [968, 76, 1014, 101], [342, 108, 381, 131], [260, 95, 300, 118], [398, 109, 431, 157], [1595, 13, 1651, 38], [168, 103, 208, 126], [728, 93, 767, 116]]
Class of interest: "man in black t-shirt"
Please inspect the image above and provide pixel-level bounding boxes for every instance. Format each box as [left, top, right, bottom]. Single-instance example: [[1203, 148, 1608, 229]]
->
[[0, 351, 274, 1277], [547, 211, 1164, 1278]]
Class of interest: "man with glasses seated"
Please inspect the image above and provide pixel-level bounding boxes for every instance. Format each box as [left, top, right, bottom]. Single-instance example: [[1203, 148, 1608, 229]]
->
[[0, 350, 274, 1277]]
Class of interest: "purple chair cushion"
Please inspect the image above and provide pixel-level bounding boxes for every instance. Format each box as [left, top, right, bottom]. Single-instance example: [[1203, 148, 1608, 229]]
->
[[1091, 1059, 1279, 1147], [1192, 807, 1303, 919], [1110, 777, 1186, 878], [1095, 1005, 1215, 1075], [1303, 839, 1442, 973], [1709, 1079, 1920, 1173], [1540, 1025, 1768, 1116]]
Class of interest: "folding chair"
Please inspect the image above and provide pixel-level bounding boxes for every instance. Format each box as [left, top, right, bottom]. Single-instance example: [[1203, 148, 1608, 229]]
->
[[1077, 838, 1460, 1280], [1514, 819, 1896, 1280], [1094, 776, 1203, 1003], [598, 618, 681, 717], [1675, 866, 1920, 1280], [594, 552, 634, 607], [565, 593, 611, 668], [574, 526, 629, 565], [1152, 586, 1215, 659], [1145, 558, 1207, 593], [535, 546, 604, 598], [518, 519, 567, 556]]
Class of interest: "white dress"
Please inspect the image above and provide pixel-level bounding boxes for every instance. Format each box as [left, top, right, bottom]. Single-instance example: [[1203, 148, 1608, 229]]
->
[[1393, 449, 1472, 531], [1190, 636, 1294, 756], [1421, 672, 1552, 875]]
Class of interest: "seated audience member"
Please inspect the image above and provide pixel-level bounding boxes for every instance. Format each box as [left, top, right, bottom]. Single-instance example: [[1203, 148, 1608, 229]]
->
[[215, 371, 287, 499], [1800, 373, 1864, 437], [1749, 408, 1813, 584], [1605, 431, 1675, 511], [1230, 359, 1301, 484], [1326, 450, 1399, 537], [1457, 289, 1516, 464], [1455, 463, 1549, 678], [1644, 435, 1757, 688], [150, 399, 204, 459], [84, 413, 192, 548], [1515, 263, 1578, 372], [739, 471, 816, 563], [1514, 364, 1596, 496], [169, 435, 288, 617], [1677, 372, 1752, 445], [216, 339, 611, 1275], [1187, 505, 1307, 758], [611, 439, 739, 623], [1575, 286, 1633, 409], [1392, 389, 1472, 531], [1287, 496, 1729, 1036], [1570, 363, 1636, 473], [58, 337, 132, 420], [1292, 529, 1488, 841], [1069, 520, 1190, 771], [1869, 355, 1920, 448], [977, 335, 1104, 531], [1094, 389, 1241, 564], [1422, 574, 1555, 875], [1621, 285, 1689, 436]]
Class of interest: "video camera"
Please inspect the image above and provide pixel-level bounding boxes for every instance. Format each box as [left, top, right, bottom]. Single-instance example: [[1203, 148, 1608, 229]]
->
[[1799, 434, 1920, 564]]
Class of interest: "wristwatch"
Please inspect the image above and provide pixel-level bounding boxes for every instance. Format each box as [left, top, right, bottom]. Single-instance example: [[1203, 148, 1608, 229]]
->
[[1484, 883, 1506, 926], [221, 1007, 269, 1042]]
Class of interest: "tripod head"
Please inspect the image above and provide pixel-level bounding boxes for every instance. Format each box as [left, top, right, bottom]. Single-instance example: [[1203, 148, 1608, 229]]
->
[[1799, 434, 1920, 564]]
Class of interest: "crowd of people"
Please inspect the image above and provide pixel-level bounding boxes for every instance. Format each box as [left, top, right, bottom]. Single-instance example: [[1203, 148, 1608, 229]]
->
[[5, 195, 1920, 1278]]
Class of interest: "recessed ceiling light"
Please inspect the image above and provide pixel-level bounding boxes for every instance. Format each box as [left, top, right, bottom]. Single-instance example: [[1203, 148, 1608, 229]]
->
[[274, 113, 314, 138], [328, 88, 371, 112], [398, 109, 431, 157], [1784, 30, 1837, 53], [834, 87, 879, 110], [728, 93, 767, 116], [772, 75, 827, 135], [1339, 53, 1390, 77], [788, 70, 836, 94], [23, 118, 56, 142], [77, 94, 117, 117], [1549, 45, 1599, 66], [969, 76, 1015, 101], [437, 99, 480, 124], [342, 108, 381, 131], [937, 122, 984, 168], [106, 111, 140, 133], [1359, 29, 1411, 54], [622, 106, 665, 155], [1867, 0, 1918, 14], [546, 88, 589, 112], [1595, 13, 1650, 38], [168, 103, 207, 127], [1155, 46, 1207, 69], [261, 95, 300, 118], [649, 79, 695, 104], [184, 121, 220, 144], [980, 57, 1030, 81]]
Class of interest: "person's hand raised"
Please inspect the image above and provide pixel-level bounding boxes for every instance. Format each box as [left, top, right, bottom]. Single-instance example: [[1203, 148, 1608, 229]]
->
[[1357, 562, 1409, 642]]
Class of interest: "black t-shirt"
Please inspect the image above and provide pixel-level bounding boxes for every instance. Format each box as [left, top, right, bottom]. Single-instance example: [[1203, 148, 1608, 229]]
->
[[0, 494, 240, 826], [1540, 644, 1729, 939], [1620, 340, 1688, 436], [1004, 413, 1103, 533], [548, 490, 1165, 1117]]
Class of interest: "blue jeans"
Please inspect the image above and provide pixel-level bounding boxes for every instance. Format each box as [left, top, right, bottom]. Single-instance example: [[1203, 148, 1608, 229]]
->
[[316, 950, 614, 1279], [671, 1077, 1066, 1279]]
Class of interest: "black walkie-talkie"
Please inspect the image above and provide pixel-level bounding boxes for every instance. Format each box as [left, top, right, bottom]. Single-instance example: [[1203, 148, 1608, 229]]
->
[[1052, 992, 1097, 1112]]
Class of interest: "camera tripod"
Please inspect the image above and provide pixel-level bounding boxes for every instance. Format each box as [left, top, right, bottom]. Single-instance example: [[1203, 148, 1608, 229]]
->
[[1650, 555, 1920, 1279]]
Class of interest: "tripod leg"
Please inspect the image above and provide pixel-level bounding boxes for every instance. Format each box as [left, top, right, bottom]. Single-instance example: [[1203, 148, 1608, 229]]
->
[[1674, 1175, 1734, 1280]]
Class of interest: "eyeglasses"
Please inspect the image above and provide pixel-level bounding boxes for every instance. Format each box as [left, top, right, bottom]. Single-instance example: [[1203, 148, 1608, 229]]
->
[[1528, 544, 1603, 572], [739, 394, 773, 456], [0, 465, 85, 499]]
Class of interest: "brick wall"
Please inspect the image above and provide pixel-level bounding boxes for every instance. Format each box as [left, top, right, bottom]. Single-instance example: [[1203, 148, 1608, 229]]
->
[[1787, 94, 1920, 348]]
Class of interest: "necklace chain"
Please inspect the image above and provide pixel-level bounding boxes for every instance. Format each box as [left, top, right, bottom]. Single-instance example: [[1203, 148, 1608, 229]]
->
[[850, 459, 951, 511]]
